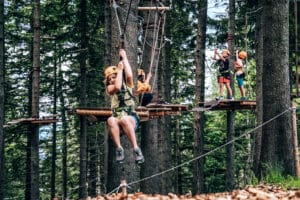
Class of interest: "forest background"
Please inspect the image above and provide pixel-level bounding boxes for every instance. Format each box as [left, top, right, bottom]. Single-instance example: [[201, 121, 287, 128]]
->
[[0, 0, 299, 200]]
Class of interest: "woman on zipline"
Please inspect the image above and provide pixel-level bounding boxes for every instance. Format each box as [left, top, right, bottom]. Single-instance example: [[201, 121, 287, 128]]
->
[[104, 49, 144, 164]]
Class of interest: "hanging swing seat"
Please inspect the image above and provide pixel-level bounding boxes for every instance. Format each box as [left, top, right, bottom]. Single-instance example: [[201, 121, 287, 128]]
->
[[192, 99, 256, 112], [71, 103, 188, 122]]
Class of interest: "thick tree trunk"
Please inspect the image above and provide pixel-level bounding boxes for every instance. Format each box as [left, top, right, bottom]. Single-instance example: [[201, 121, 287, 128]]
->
[[140, 0, 160, 192], [28, 1, 41, 199], [106, 0, 140, 192], [260, 0, 295, 176], [253, 0, 263, 177], [226, 0, 235, 191], [193, 0, 207, 194], [158, 0, 172, 193]]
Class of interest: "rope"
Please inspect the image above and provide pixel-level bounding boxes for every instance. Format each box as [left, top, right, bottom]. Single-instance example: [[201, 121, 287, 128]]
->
[[111, 0, 122, 36], [123, 0, 133, 36], [137, 1, 153, 107], [138, 1, 167, 105], [138, 9, 151, 69], [151, 7, 167, 93], [111, 0, 133, 42], [107, 107, 293, 193]]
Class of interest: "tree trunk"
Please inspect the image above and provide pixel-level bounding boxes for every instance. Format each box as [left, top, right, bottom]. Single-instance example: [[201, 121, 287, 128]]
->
[[139, 0, 164, 193], [158, 0, 172, 193], [0, 0, 4, 198], [226, 0, 235, 191], [51, 42, 57, 200], [106, 0, 140, 192], [173, 120, 180, 193], [193, 0, 207, 194], [104, 0, 111, 192], [28, 0, 41, 199], [58, 61, 68, 200], [260, 0, 295, 176], [291, 101, 300, 176], [88, 132, 98, 197], [253, 0, 263, 177], [78, 0, 88, 198], [294, 0, 299, 95]]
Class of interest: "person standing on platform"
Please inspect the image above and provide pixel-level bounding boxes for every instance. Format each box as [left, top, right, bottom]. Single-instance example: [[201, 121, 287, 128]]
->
[[213, 48, 234, 100], [235, 50, 247, 101]]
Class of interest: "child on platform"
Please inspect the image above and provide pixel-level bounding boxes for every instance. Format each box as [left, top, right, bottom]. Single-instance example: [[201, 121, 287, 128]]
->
[[235, 50, 247, 101], [137, 69, 153, 106], [213, 48, 234, 100]]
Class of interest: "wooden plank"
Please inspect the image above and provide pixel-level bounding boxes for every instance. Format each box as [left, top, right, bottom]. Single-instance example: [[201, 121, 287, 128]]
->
[[5, 117, 58, 127], [146, 103, 189, 111], [196, 100, 256, 111], [76, 109, 112, 116], [73, 104, 188, 122], [30, 119, 58, 124], [138, 6, 170, 11]]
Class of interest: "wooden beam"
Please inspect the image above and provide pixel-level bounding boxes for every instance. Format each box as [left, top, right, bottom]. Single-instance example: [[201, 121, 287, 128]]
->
[[196, 100, 256, 111], [72, 104, 188, 122], [138, 6, 170, 11], [5, 117, 58, 127]]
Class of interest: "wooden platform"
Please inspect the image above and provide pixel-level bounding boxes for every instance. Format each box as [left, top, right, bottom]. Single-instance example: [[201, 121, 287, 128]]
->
[[5, 115, 59, 128], [192, 99, 256, 112], [72, 104, 189, 122]]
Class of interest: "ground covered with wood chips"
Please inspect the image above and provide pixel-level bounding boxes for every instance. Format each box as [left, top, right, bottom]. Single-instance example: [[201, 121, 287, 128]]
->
[[84, 185, 300, 200]]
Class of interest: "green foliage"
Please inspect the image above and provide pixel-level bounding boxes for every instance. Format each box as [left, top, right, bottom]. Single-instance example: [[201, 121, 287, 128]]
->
[[263, 165, 286, 184], [282, 177, 300, 189], [261, 166, 300, 189]]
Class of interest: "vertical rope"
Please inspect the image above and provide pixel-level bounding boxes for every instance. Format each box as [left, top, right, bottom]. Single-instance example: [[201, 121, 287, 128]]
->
[[151, 10, 167, 93]]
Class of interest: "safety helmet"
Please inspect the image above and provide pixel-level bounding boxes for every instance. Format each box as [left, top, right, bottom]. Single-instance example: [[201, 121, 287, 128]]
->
[[138, 69, 145, 76], [238, 51, 247, 60], [222, 49, 231, 55], [104, 66, 118, 79]]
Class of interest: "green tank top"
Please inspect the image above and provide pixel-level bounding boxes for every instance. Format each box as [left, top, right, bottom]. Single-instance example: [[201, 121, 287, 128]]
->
[[110, 82, 136, 118]]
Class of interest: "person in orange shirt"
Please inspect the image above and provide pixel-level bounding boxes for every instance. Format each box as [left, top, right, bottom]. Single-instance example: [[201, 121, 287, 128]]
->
[[137, 69, 153, 106], [235, 50, 247, 101]]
